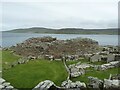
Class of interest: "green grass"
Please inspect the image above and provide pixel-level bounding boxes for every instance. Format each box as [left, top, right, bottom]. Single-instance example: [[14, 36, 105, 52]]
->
[[1, 50, 21, 69], [3, 60, 68, 89], [71, 67, 119, 83], [90, 61, 106, 65], [66, 60, 80, 66], [2, 50, 68, 89], [66, 59, 90, 66], [79, 59, 90, 63], [2, 50, 20, 63], [0, 50, 2, 68], [2, 50, 119, 89]]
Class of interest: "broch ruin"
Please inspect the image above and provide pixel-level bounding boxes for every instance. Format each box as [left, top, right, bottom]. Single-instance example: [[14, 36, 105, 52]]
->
[[10, 36, 99, 59]]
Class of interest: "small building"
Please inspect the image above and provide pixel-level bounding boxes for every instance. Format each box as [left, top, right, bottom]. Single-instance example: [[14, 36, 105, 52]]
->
[[107, 54, 115, 63], [90, 54, 101, 62]]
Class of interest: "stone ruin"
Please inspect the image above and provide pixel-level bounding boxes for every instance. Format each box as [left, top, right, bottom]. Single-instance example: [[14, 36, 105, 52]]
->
[[0, 78, 16, 90], [10, 36, 99, 60], [88, 76, 103, 89], [61, 79, 86, 89], [1, 75, 120, 90], [32, 80, 57, 90], [68, 62, 92, 77], [104, 79, 120, 90], [94, 61, 120, 71], [33, 79, 86, 90], [88, 75, 120, 90]]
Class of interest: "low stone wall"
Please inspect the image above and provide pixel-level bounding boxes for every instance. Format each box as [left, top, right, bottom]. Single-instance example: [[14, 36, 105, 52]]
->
[[88, 76, 103, 89], [32, 80, 56, 90], [88, 76, 120, 90], [0, 78, 16, 90], [3, 57, 37, 70], [94, 61, 120, 71], [61, 79, 86, 89], [68, 62, 92, 77], [33, 79, 86, 90], [104, 79, 120, 89]]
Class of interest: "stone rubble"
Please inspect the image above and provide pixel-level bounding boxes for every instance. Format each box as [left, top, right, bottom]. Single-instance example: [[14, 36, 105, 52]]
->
[[0, 78, 16, 90], [96, 61, 120, 71], [61, 79, 86, 89], [87, 75, 120, 90], [33, 79, 86, 90], [68, 62, 92, 77], [10, 37, 99, 59], [88, 76, 103, 89], [104, 79, 120, 89], [32, 80, 55, 90]]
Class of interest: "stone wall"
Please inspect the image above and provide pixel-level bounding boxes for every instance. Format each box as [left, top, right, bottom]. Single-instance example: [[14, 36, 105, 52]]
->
[[95, 61, 120, 71], [0, 78, 16, 90], [88, 76, 120, 90], [68, 62, 92, 77]]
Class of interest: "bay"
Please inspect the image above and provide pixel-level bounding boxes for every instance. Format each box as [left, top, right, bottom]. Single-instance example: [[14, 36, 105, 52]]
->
[[1, 32, 118, 47]]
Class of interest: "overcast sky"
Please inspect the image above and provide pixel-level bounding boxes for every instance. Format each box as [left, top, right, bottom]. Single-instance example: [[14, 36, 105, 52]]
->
[[0, 0, 119, 31]]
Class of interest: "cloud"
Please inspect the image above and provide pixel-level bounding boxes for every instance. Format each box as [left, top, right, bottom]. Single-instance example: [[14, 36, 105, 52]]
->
[[1, 0, 118, 31]]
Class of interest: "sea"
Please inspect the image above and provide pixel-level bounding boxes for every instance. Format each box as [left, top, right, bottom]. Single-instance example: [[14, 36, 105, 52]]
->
[[1, 32, 119, 47]]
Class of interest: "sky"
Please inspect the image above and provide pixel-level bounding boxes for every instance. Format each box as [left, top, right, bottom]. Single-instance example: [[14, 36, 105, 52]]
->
[[0, 0, 119, 31]]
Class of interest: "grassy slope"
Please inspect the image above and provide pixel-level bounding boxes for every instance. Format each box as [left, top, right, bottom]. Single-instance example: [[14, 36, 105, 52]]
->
[[1, 50, 21, 69], [2, 50, 20, 62], [3, 60, 68, 89]]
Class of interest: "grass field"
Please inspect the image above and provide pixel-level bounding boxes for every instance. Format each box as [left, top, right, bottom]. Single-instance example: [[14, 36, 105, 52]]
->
[[1, 50, 21, 69], [3, 60, 68, 89], [2, 50, 68, 89], [1, 50, 119, 89]]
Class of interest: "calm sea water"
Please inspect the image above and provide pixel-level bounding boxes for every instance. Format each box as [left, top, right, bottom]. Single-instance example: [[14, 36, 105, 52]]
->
[[1, 32, 118, 47]]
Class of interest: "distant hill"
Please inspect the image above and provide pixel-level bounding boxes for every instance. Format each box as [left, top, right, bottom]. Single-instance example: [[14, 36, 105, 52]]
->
[[5, 27, 57, 33], [4, 27, 118, 35]]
